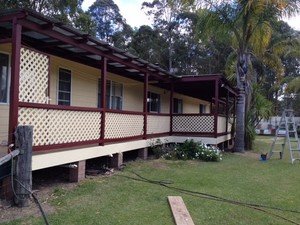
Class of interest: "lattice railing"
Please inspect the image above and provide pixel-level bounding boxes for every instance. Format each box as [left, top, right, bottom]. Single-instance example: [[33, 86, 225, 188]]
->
[[105, 112, 144, 139], [19, 48, 49, 104], [18, 107, 101, 146], [147, 115, 170, 134], [172, 115, 214, 133]]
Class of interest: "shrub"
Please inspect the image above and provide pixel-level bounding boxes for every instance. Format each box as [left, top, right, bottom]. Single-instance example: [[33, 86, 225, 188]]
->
[[149, 138, 223, 162], [174, 139, 222, 162]]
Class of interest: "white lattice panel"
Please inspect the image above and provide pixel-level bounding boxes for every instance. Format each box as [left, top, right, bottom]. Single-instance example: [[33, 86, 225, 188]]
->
[[18, 107, 101, 146], [147, 115, 170, 134], [19, 48, 49, 103], [105, 113, 144, 139], [172, 115, 214, 132]]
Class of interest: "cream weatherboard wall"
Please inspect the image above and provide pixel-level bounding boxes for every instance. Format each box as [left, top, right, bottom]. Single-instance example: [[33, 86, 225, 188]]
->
[[173, 93, 210, 114], [0, 44, 11, 156], [50, 56, 99, 107], [0, 105, 9, 155]]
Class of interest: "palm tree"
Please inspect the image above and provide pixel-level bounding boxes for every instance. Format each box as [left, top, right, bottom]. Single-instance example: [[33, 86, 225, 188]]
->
[[189, 0, 300, 151]]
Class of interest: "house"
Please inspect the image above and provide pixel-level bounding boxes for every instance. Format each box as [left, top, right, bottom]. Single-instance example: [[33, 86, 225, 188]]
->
[[0, 9, 236, 182]]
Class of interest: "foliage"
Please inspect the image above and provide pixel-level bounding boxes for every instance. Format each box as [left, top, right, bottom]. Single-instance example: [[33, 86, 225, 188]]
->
[[148, 138, 174, 159], [88, 0, 126, 43], [187, 0, 300, 152], [0, 0, 86, 28], [149, 139, 222, 162], [128, 25, 168, 66]]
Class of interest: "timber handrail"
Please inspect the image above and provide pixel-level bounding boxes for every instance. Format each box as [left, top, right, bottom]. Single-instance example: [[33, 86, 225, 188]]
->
[[0, 149, 20, 166]]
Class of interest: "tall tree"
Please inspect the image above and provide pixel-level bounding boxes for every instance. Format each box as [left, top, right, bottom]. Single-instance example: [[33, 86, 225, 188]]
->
[[128, 25, 168, 67], [142, 0, 192, 72], [0, 0, 96, 34], [191, 0, 300, 151], [88, 0, 126, 43]]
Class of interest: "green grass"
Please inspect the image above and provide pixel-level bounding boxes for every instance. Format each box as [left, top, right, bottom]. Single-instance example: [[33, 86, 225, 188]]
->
[[2, 140, 300, 225]]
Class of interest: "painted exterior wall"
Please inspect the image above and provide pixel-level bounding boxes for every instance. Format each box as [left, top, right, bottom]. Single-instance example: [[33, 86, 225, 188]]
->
[[0, 105, 9, 155], [173, 93, 210, 114], [0, 44, 11, 156]]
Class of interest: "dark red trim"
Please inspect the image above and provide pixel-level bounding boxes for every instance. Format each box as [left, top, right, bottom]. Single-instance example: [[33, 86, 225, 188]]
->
[[214, 78, 219, 138], [147, 112, 170, 116], [104, 135, 144, 143], [175, 74, 222, 82], [8, 19, 22, 147], [0, 38, 11, 44], [169, 82, 174, 135], [174, 113, 213, 116], [146, 132, 170, 139], [33, 139, 102, 151], [106, 109, 143, 115], [0, 11, 27, 23], [225, 89, 229, 133], [143, 73, 148, 139], [172, 132, 215, 136], [19, 102, 102, 112], [100, 57, 107, 142], [17, 19, 169, 82]]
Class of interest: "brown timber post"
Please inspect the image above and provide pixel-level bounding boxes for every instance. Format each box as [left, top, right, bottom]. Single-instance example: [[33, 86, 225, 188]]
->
[[8, 18, 22, 147], [100, 57, 107, 144], [143, 73, 149, 139], [14, 126, 33, 207], [214, 78, 219, 138], [169, 82, 174, 135]]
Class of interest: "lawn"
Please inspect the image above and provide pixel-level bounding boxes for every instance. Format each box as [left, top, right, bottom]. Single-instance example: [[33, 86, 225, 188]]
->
[[2, 136, 300, 225]]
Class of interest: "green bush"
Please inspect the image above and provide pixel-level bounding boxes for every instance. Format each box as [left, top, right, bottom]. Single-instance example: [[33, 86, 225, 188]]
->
[[175, 139, 222, 162], [149, 138, 222, 162]]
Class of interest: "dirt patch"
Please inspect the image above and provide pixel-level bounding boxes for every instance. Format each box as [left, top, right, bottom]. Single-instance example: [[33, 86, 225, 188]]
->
[[0, 167, 78, 223]]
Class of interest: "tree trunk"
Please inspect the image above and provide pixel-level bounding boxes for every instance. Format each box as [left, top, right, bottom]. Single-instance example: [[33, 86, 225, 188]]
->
[[235, 88, 245, 152], [234, 52, 248, 152]]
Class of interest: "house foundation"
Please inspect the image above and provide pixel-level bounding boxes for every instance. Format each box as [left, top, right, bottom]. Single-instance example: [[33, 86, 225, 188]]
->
[[138, 147, 148, 160], [69, 160, 86, 182], [111, 153, 123, 169]]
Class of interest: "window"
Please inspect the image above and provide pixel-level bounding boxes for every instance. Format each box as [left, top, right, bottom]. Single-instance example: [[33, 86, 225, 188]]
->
[[58, 68, 71, 106], [173, 98, 183, 113], [147, 92, 160, 113], [199, 104, 206, 114], [98, 79, 123, 110], [0, 53, 9, 103]]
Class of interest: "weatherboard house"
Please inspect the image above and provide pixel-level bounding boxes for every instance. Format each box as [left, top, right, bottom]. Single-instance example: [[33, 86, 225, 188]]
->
[[0, 9, 236, 181]]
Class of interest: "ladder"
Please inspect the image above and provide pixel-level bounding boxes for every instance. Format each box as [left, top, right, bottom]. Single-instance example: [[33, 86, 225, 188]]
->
[[269, 109, 300, 164]]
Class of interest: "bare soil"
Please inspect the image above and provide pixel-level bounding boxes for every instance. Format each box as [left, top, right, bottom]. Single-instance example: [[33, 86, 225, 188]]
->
[[0, 167, 78, 223]]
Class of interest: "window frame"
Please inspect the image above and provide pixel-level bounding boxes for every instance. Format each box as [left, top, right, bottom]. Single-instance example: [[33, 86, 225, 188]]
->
[[173, 98, 183, 114], [199, 104, 206, 114], [98, 79, 123, 110], [57, 67, 72, 106], [147, 91, 160, 113], [0, 52, 10, 104]]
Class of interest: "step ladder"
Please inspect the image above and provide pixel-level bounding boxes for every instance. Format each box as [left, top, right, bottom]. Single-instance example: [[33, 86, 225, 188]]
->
[[269, 109, 300, 164]]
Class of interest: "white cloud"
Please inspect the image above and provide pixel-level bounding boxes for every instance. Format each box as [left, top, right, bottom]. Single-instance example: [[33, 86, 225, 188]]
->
[[283, 15, 300, 31], [82, 0, 152, 28], [82, 0, 299, 30], [115, 0, 152, 28]]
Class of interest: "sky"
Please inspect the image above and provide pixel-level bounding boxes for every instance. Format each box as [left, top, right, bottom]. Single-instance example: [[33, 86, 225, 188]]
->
[[82, 0, 300, 30]]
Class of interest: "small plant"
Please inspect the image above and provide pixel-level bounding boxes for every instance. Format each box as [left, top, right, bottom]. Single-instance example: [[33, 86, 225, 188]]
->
[[149, 138, 173, 159], [197, 143, 223, 162], [174, 139, 222, 162], [149, 138, 223, 162]]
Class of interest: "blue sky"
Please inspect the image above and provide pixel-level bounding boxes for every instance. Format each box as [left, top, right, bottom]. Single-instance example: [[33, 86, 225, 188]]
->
[[82, 0, 300, 30]]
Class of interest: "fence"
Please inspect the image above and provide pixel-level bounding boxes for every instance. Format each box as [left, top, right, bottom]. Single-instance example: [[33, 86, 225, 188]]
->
[[0, 126, 32, 207]]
